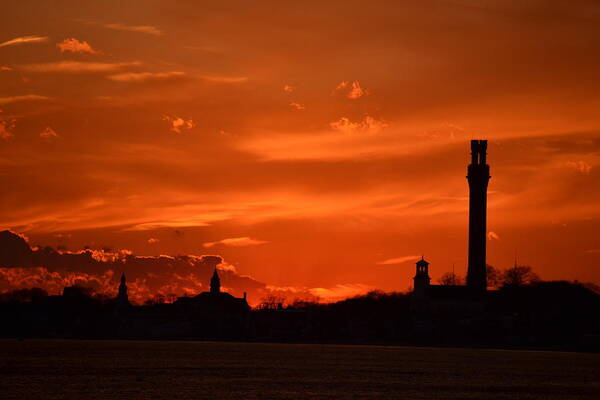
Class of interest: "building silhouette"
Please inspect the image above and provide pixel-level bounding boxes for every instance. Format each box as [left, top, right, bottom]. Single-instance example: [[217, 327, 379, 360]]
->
[[117, 272, 129, 306], [466, 139, 490, 292], [412, 140, 491, 311], [210, 267, 221, 294]]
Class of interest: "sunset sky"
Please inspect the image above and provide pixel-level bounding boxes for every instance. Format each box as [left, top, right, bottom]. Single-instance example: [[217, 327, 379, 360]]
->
[[1, 1, 599, 303]]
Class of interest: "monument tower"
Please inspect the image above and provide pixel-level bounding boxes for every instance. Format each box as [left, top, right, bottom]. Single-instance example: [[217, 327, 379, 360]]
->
[[466, 140, 490, 292]]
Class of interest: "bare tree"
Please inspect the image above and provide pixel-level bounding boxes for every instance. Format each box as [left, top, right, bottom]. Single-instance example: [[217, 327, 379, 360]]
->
[[501, 265, 540, 287], [257, 295, 286, 310], [438, 272, 464, 286], [486, 264, 502, 289]]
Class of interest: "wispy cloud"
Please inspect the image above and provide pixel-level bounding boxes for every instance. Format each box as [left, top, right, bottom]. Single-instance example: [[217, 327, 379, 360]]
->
[[202, 76, 248, 83], [377, 255, 420, 265], [203, 237, 268, 248], [283, 84, 295, 93], [309, 283, 374, 301], [39, 126, 60, 141], [107, 71, 185, 83], [565, 160, 592, 175], [488, 231, 500, 240], [334, 80, 367, 99], [101, 22, 163, 36], [0, 35, 48, 48], [162, 115, 195, 133], [0, 95, 50, 105], [289, 102, 305, 111], [330, 115, 388, 135], [20, 61, 140, 73], [0, 115, 16, 140], [57, 38, 98, 54]]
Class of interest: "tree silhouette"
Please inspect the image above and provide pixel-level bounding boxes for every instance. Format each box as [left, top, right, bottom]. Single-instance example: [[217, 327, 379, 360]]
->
[[501, 265, 540, 288], [438, 272, 464, 286], [486, 264, 501, 288]]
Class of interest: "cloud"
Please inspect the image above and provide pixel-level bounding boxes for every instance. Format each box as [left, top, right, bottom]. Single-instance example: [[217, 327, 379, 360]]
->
[[101, 22, 163, 36], [56, 38, 98, 54], [377, 255, 420, 265], [0, 230, 267, 304], [203, 237, 268, 248], [107, 71, 185, 83], [0, 121, 14, 140], [348, 81, 366, 99], [308, 283, 374, 301], [585, 249, 600, 254], [487, 231, 500, 240], [162, 115, 195, 134], [334, 80, 367, 99], [330, 115, 388, 135], [335, 81, 348, 90], [565, 160, 592, 175], [289, 102, 305, 111], [147, 238, 160, 244], [0, 114, 16, 140], [202, 76, 248, 83], [283, 85, 295, 93], [0, 66, 13, 71], [0, 95, 50, 105], [0, 35, 48, 47], [20, 61, 140, 73], [39, 126, 60, 141]]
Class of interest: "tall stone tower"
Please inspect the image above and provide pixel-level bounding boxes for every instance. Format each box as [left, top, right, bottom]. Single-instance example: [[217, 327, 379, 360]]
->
[[466, 140, 490, 292]]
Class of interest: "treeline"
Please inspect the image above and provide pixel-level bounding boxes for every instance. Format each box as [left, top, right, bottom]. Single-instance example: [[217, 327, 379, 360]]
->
[[1, 271, 599, 350]]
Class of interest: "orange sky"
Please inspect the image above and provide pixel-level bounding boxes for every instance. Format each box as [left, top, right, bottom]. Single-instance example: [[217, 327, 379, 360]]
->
[[1, 1, 599, 302]]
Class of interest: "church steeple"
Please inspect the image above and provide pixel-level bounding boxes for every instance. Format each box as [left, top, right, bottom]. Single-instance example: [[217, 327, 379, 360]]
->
[[210, 267, 221, 294], [117, 272, 129, 305]]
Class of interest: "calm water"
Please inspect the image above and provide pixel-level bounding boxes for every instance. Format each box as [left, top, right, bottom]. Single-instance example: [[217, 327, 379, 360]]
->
[[1, 339, 599, 399]]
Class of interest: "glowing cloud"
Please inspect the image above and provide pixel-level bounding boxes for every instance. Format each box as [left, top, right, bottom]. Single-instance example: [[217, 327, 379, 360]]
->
[[334, 80, 367, 99], [488, 231, 500, 240], [101, 22, 163, 36], [39, 126, 60, 141], [289, 102, 306, 111], [20, 61, 140, 73], [377, 255, 421, 265], [565, 160, 592, 175], [57, 38, 98, 54], [162, 115, 195, 133], [202, 76, 248, 83], [0, 119, 15, 140], [147, 238, 160, 244], [0, 95, 50, 105], [330, 115, 388, 135], [309, 283, 374, 301], [283, 85, 295, 93], [348, 81, 366, 99], [0, 35, 48, 47], [107, 71, 185, 82], [203, 237, 268, 248]]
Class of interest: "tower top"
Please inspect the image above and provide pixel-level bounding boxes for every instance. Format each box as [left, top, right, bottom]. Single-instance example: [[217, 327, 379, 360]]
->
[[416, 257, 429, 267], [470, 139, 488, 165]]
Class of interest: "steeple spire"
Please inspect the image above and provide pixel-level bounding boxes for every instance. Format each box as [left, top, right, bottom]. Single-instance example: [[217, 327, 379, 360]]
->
[[117, 272, 129, 305], [210, 267, 221, 294]]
